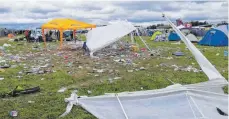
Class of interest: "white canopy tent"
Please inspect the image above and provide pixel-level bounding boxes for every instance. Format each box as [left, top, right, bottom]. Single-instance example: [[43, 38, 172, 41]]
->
[[86, 21, 152, 56], [61, 15, 228, 119]]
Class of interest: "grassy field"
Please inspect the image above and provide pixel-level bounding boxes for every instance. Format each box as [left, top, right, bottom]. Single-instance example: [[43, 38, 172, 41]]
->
[[0, 35, 228, 119]]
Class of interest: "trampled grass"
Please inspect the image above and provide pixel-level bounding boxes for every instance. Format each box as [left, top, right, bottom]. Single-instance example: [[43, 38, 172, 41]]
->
[[0, 36, 228, 119]]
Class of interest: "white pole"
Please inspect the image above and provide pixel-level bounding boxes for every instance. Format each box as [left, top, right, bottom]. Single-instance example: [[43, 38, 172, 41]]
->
[[136, 29, 152, 53], [115, 94, 129, 119], [162, 13, 225, 81]]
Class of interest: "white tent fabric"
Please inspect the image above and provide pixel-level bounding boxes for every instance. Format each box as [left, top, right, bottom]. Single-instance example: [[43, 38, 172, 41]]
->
[[130, 32, 134, 44], [215, 25, 228, 37], [61, 85, 228, 119], [86, 21, 136, 53], [186, 34, 199, 42]]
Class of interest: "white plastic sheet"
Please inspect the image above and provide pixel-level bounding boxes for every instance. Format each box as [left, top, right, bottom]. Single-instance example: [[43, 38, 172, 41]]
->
[[86, 21, 136, 53], [62, 87, 228, 119]]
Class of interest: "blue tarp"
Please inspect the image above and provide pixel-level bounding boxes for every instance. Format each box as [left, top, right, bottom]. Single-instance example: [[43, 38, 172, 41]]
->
[[199, 25, 228, 46], [168, 32, 181, 41]]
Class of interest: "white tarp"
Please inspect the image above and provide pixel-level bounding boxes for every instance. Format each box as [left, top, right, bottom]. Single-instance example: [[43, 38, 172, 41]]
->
[[86, 21, 136, 53], [61, 86, 228, 119]]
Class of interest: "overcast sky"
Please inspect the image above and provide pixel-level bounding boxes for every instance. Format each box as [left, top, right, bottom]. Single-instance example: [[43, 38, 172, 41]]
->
[[0, 0, 228, 28]]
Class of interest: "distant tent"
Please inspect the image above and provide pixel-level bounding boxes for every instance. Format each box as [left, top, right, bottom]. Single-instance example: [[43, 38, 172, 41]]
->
[[8, 33, 14, 38], [150, 31, 162, 40], [147, 30, 153, 36], [191, 28, 206, 37], [186, 34, 199, 43], [168, 32, 181, 41], [0, 29, 5, 37], [199, 25, 228, 46]]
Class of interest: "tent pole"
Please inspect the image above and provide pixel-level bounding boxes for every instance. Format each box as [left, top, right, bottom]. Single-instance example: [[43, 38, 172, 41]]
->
[[115, 94, 129, 119], [73, 29, 76, 42], [136, 29, 152, 53], [59, 30, 63, 49], [42, 28, 46, 49], [162, 13, 225, 80]]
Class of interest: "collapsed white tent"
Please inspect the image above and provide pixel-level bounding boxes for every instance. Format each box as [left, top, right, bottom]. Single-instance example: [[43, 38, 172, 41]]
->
[[86, 21, 152, 56], [186, 34, 199, 43], [61, 15, 228, 119], [86, 21, 136, 55]]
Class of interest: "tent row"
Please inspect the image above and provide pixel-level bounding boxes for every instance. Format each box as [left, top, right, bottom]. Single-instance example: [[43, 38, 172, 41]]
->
[[150, 25, 228, 46]]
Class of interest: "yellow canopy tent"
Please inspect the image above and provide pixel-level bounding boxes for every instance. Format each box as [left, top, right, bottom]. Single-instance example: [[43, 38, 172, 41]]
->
[[41, 18, 96, 49]]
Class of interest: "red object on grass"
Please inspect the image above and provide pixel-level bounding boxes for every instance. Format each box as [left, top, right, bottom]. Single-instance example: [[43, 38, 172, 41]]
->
[[140, 48, 147, 52]]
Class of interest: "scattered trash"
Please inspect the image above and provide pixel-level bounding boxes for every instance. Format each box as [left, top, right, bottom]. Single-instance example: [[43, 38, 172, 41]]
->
[[140, 67, 146, 70], [8, 39, 14, 42], [108, 78, 113, 83], [9, 110, 18, 117], [97, 69, 104, 73], [3, 43, 11, 47], [87, 90, 92, 94], [78, 66, 83, 69], [224, 50, 228, 57], [0, 77, 4, 80], [41, 78, 44, 80], [166, 57, 173, 60], [0, 64, 11, 68], [172, 51, 184, 56], [113, 77, 122, 80], [216, 53, 219, 56], [58, 87, 67, 93], [28, 100, 35, 103], [127, 70, 133, 73]]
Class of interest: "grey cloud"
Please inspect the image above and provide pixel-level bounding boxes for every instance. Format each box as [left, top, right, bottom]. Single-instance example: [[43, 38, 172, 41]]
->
[[113, 1, 182, 12], [0, 7, 11, 13], [31, 8, 60, 14]]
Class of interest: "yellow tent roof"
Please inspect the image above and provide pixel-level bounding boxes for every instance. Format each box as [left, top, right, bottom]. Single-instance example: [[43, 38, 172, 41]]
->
[[41, 18, 96, 30]]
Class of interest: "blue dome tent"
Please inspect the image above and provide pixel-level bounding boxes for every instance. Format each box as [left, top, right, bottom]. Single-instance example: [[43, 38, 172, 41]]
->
[[168, 32, 181, 41], [199, 25, 228, 46]]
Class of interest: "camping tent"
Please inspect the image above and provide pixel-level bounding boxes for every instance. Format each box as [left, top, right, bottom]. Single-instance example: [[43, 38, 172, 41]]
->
[[198, 25, 228, 46], [61, 15, 228, 119], [150, 31, 162, 40], [0, 28, 5, 37], [41, 18, 96, 49], [168, 32, 181, 41], [186, 34, 199, 43]]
